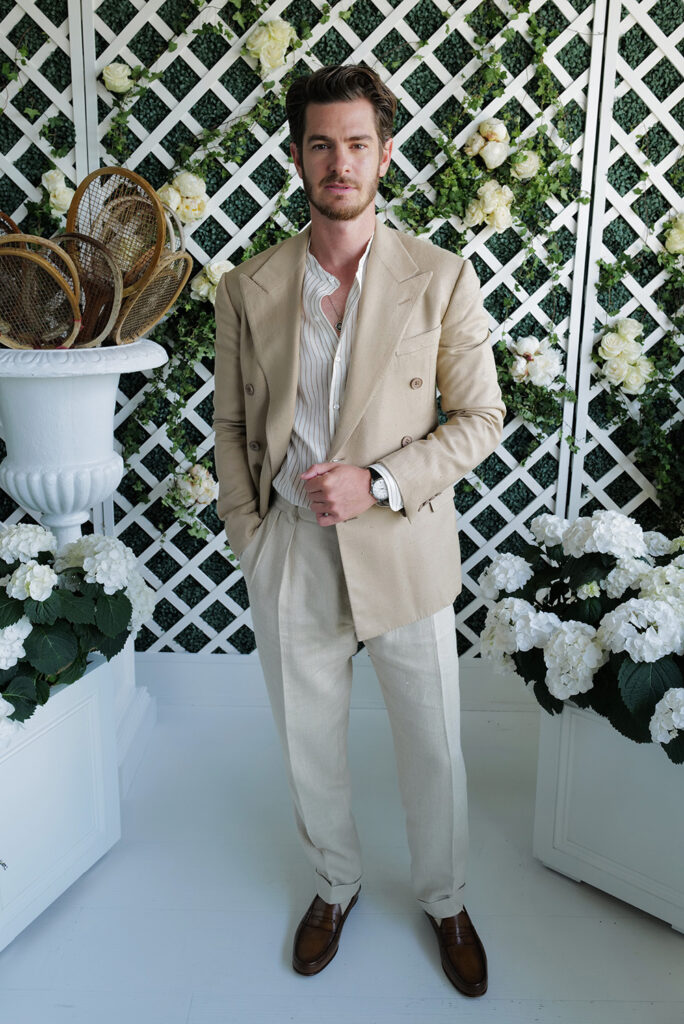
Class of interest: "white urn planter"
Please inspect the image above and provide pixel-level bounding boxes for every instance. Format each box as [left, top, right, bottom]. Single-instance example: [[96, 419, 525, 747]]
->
[[534, 703, 684, 932], [0, 653, 120, 953]]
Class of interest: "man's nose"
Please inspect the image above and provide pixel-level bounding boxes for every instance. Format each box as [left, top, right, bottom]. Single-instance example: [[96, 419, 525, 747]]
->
[[327, 144, 351, 175]]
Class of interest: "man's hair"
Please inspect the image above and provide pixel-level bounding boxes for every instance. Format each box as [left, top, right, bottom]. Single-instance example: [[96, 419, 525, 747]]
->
[[286, 65, 397, 151]]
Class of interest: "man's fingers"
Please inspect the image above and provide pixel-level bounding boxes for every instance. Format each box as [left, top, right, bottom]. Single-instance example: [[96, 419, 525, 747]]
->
[[300, 462, 335, 481]]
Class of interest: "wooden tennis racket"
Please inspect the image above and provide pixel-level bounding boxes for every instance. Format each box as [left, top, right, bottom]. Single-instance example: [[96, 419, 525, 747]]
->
[[111, 251, 193, 345], [66, 167, 166, 298], [50, 232, 123, 347], [0, 211, 20, 236], [0, 248, 81, 349], [0, 234, 81, 308]]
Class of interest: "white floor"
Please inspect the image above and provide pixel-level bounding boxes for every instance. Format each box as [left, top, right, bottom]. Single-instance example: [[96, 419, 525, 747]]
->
[[1, 670, 683, 1024]]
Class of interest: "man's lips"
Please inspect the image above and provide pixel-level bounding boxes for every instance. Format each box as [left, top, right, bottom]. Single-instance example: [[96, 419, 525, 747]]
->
[[324, 182, 355, 191]]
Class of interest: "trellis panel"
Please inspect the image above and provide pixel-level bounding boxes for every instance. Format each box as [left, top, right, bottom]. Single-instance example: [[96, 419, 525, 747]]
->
[[568, 0, 684, 525]]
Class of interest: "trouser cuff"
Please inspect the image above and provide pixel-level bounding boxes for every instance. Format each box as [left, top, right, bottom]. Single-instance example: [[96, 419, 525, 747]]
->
[[419, 892, 465, 919], [315, 873, 362, 907]]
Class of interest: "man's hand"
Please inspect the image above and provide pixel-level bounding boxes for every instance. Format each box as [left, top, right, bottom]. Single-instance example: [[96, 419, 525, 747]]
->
[[301, 463, 375, 526]]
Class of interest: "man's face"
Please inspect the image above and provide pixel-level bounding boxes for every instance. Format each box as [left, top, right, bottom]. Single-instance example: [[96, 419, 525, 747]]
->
[[291, 98, 392, 222]]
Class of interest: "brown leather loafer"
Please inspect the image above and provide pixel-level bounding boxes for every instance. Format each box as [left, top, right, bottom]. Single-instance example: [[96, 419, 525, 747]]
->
[[292, 889, 359, 976], [426, 907, 488, 997]]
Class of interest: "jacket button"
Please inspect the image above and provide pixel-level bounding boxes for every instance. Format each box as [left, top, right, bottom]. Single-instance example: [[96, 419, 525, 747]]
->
[[401, 435, 413, 447], [410, 377, 423, 389], [248, 441, 261, 452], [245, 383, 255, 396]]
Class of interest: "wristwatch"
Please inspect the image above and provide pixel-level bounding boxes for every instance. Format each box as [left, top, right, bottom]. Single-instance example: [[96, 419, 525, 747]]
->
[[368, 467, 391, 507]]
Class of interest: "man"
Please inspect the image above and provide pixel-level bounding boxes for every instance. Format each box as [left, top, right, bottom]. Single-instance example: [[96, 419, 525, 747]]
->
[[213, 65, 504, 996]]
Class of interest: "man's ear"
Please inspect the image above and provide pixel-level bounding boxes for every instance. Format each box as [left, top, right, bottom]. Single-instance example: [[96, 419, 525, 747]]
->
[[378, 138, 393, 179], [290, 142, 303, 179]]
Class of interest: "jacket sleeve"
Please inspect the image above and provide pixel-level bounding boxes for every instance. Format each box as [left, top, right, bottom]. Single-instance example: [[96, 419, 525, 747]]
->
[[379, 258, 505, 522], [212, 272, 262, 556]]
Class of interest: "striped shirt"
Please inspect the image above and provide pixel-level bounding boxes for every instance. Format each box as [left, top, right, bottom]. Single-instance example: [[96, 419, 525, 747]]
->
[[272, 236, 402, 510]]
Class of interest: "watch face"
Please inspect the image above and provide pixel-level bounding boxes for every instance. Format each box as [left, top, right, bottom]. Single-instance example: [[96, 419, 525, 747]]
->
[[372, 476, 389, 501]]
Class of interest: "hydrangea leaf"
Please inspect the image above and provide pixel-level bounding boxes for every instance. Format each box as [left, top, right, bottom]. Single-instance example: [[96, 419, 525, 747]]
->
[[23, 621, 79, 676], [97, 630, 130, 660], [663, 733, 684, 765], [24, 593, 60, 625], [532, 679, 564, 716], [617, 656, 682, 718], [95, 591, 133, 638], [54, 589, 96, 625], [2, 674, 38, 722], [0, 590, 26, 629]]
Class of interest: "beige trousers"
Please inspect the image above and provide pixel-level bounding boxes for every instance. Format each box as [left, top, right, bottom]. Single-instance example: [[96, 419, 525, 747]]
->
[[239, 494, 468, 918]]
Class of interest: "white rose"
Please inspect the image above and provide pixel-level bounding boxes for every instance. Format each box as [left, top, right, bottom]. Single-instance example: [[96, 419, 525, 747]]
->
[[478, 118, 509, 143], [178, 194, 208, 223], [41, 168, 65, 192], [601, 355, 630, 385], [665, 214, 684, 255], [619, 337, 643, 362], [463, 200, 485, 228], [190, 271, 212, 303], [489, 202, 514, 232], [176, 465, 219, 509], [158, 183, 181, 211], [205, 260, 233, 286], [478, 179, 512, 214], [530, 514, 568, 547], [49, 185, 74, 215], [7, 560, 58, 602], [616, 318, 643, 343], [597, 331, 625, 359], [511, 355, 528, 382], [621, 360, 652, 395], [527, 345, 562, 387], [509, 336, 541, 358], [480, 141, 510, 170], [245, 18, 296, 76], [172, 172, 206, 199], [511, 150, 541, 180], [102, 62, 134, 94], [464, 131, 486, 157]]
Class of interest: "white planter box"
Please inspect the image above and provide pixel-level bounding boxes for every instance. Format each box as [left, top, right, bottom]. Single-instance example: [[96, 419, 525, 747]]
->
[[0, 656, 121, 952], [534, 703, 684, 932]]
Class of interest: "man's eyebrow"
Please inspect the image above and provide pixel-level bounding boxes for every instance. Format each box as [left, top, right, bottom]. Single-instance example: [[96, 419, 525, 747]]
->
[[306, 133, 375, 142]]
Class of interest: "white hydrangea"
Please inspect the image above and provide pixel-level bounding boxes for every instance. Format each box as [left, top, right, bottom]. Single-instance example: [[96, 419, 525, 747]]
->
[[577, 581, 600, 600], [530, 513, 568, 547], [481, 597, 532, 656], [597, 598, 683, 662], [125, 571, 157, 634], [638, 564, 684, 608], [56, 535, 138, 596], [0, 524, 57, 564], [562, 510, 647, 560], [478, 553, 533, 600], [601, 556, 650, 599], [0, 616, 33, 671], [6, 561, 58, 602], [643, 531, 673, 557], [649, 688, 684, 744], [543, 621, 607, 699]]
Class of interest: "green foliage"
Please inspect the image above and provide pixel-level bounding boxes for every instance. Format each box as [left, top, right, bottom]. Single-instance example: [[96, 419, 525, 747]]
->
[[495, 337, 576, 453]]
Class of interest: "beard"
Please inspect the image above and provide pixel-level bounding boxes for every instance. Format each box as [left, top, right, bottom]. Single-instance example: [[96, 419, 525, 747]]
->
[[301, 165, 381, 222]]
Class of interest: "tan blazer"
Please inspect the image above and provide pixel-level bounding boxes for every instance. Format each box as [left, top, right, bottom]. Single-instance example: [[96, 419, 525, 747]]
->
[[213, 218, 505, 639]]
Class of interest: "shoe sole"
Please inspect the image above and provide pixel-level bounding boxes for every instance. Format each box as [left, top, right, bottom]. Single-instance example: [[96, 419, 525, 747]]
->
[[292, 890, 359, 976], [426, 911, 488, 997]]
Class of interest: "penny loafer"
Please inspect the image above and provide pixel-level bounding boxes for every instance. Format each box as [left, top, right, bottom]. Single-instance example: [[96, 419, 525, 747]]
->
[[292, 889, 359, 975], [426, 907, 488, 997]]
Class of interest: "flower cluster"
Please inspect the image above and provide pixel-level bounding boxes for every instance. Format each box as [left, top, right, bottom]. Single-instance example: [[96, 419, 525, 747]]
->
[[479, 510, 684, 762], [158, 172, 209, 224], [595, 318, 654, 396], [102, 62, 134, 94], [664, 213, 684, 255], [173, 464, 219, 513], [190, 260, 233, 304], [507, 336, 564, 389], [245, 18, 297, 78], [463, 119, 541, 181], [0, 526, 157, 732], [40, 168, 74, 218], [464, 179, 514, 233]]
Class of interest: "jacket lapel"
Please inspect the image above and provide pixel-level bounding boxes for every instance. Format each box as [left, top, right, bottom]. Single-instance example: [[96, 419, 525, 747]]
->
[[239, 229, 309, 475], [330, 220, 432, 458]]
